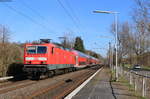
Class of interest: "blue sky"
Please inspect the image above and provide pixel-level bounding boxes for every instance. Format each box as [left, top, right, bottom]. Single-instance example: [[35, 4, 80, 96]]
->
[[0, 0, 134, 57]]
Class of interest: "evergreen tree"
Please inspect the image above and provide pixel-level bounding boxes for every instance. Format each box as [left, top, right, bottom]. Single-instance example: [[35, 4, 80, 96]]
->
[[74, 37, 85, 53]]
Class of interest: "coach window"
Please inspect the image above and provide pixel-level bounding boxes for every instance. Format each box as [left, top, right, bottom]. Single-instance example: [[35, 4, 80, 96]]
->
[[51, 47, 54, 54]]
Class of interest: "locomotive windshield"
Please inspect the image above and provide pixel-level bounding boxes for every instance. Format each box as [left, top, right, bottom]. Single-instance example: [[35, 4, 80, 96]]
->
[[27, 46, 36, 54], [27, 46, 47, 54], [37, 46, 47, 53]]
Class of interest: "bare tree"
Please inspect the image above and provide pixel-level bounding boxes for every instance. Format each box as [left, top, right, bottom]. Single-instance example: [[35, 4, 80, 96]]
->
[[131, 0, 150, 64], [110, 0, 150, 65], [0, 24, 10, 43], [59, 32, 75, 48], [0, 25, 11, 76], [110, 22, 134, 64], [111, 0, 150, 64]]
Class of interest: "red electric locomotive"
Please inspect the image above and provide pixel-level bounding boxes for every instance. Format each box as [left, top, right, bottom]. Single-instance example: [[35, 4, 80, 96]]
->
[[23, 39, 99, 79]]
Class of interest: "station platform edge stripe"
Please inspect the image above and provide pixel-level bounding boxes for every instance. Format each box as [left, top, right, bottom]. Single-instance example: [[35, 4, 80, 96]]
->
[[64, 67, 103, 99]]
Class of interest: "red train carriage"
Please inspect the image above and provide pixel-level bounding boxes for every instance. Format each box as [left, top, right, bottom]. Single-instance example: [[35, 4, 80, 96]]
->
[[71, 50, 100, 67], [23, 39, 100, 79], [72, 50, 90, 68]]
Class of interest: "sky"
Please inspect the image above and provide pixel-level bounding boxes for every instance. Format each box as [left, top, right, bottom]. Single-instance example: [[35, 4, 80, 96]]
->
[[0, 0, 135, 57]]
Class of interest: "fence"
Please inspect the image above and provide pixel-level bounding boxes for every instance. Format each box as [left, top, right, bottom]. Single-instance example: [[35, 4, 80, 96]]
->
[[118, 66, 150, 98]]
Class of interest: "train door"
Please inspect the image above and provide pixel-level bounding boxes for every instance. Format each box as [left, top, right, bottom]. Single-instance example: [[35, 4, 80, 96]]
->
[[75, 56, 78, 66], [51, 46, 55, 64]]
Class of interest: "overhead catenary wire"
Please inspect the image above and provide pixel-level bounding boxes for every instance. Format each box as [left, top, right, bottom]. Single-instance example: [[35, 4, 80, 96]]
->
[[56, 0, 81, 32], [60, 0, 86, 36], [64, 0, 81, 25], [20, 0, 82, 34], [19, 0, 48, 22], [3, 3, 55, 33]]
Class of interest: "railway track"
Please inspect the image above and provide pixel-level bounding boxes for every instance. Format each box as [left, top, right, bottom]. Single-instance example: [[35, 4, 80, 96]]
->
[[0, 65, 102, 99], [53, 70, 94, 99], [28, 65, 102, 99], [0, 80, 36, 94], [0, 79, 29, 89], [0, 74, 28, 89]]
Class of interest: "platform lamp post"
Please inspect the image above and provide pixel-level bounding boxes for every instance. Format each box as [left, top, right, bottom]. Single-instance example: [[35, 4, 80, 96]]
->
[[93, 10, 119, 81]]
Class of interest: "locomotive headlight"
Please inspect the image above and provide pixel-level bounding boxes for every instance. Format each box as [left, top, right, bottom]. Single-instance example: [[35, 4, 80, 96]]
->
[[25, 57, 34, 60], [38, 57, 47, 61]]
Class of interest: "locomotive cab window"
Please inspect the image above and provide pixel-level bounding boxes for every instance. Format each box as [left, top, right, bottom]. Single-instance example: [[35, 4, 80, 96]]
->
[[37, 46, 47, 54], [27, 46, 36, 54], [27, 46, 47, 54]]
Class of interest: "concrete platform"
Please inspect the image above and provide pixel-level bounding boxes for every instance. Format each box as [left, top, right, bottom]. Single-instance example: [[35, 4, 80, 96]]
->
[[68, 68, 138, 99]]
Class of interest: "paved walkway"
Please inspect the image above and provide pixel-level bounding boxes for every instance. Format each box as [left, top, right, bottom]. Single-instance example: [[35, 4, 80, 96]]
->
[[72, 68, 139, 99]]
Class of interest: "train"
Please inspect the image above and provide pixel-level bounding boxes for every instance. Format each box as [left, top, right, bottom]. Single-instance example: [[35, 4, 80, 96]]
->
[[23, 39, 100, 79]]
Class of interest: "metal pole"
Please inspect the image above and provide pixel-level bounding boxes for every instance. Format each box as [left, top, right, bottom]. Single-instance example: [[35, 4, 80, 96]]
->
[[93, 10, 119, 80], [109, 42, 111, 68], [142, 77, 145, 97], [112, 45, 114, 71], [110, 43, 113, 71], [115, 13, 118, 81]]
